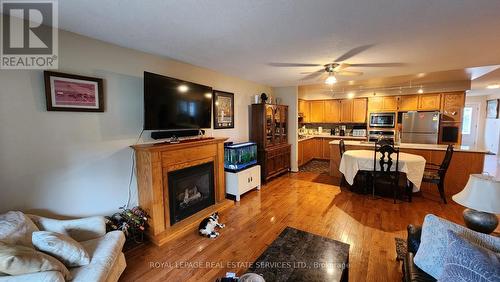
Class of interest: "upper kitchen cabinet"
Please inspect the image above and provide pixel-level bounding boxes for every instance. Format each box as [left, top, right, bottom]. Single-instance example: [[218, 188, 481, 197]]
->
[[368, 96, 398, 112], [398, 95, 419, 111], [324, 100, 341, 123], [383, 96, 399, 111], [441, 92, 465, 122], [298, 99, 310, 123], [352, 98, 367, 123], [340, 99, 353, 122], [309, 100, 325, 122], [418, 93, 441, 110]]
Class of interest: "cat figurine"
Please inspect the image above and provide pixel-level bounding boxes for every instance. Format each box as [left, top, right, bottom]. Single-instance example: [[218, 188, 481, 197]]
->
[[198, 212, 225, 238]]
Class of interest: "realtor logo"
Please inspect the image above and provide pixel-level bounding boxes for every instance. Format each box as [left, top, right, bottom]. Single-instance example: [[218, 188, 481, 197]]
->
[[1, 0, 58, 69]]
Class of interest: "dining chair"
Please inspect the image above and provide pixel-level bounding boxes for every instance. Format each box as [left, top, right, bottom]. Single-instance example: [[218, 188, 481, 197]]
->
[[422, 144, 454, 204], [376, 138, 394, 147], [339, 139, 347, 188], [372, 142, 400, 203]]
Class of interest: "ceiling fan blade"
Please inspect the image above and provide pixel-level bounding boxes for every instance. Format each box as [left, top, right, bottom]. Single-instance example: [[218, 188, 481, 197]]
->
[[334, 63, 350, 71], [269, 62, 322, 67], [302, 69, 325, 80], [348, 63, 406, 67], [334, 44, 374, 62], [336, 70, 363, 76]]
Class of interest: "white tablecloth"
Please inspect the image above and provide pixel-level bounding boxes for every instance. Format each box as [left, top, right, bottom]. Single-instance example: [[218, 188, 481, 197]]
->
[[339, 150, 426, 191]]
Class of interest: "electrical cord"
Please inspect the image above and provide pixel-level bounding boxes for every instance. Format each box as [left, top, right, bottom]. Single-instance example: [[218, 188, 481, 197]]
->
[[123, 129, 144, 209]]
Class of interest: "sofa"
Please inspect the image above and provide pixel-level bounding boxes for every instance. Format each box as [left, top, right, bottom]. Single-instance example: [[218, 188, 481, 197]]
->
[[0, 211, 126, 282], [403, 215, 500, 282], [403, 224, 436, 282]]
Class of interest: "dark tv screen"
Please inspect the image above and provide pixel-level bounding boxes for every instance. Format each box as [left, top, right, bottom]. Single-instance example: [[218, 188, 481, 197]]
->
[[144, 72, 212, 130]]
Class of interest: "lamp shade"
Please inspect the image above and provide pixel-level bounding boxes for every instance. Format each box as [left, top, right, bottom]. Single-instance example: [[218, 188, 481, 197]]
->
[[452, 174, 500, 214]]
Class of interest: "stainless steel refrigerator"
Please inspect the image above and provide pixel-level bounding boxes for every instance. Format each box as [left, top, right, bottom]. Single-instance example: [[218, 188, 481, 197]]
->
[[401, 111, 440, 144]]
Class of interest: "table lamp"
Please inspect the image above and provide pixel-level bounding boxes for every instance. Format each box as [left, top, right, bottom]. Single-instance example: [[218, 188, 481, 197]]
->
[[452, 174, 500, 234]]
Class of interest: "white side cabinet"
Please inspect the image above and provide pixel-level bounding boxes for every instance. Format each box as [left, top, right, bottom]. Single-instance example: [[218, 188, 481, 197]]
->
[[225, 165, 261, 201]]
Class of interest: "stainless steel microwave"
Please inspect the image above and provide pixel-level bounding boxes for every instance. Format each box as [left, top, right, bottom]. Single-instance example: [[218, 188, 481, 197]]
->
[[369, 112, 396, 128]]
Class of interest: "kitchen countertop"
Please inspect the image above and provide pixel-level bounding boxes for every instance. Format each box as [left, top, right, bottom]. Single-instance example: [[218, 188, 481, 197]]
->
[[328, 139, 493, 154], [298, 134, 367, 142]]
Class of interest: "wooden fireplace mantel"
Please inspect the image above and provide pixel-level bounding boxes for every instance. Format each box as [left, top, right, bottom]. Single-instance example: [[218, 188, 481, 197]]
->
[[131, 137, 232, 246]]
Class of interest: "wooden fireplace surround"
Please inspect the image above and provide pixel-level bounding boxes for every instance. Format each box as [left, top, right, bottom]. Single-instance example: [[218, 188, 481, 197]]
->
[[131, 137, 231, 246]]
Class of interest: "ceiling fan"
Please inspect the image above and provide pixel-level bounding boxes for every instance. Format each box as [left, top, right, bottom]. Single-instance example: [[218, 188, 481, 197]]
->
[[269, 45, 405, 85]]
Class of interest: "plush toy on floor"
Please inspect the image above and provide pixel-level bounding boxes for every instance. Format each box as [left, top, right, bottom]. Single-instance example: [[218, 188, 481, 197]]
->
[[199, 212, 225, 238]]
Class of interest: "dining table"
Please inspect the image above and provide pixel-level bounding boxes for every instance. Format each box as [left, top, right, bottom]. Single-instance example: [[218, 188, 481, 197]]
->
[[339, 149, 426, 192]]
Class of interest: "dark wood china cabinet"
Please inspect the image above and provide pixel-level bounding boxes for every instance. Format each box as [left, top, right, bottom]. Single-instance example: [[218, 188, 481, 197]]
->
[[250, 104, 291, 182]]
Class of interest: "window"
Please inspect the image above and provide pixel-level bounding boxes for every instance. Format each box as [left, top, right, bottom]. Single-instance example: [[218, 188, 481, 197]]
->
[[462, 107, 472, 135]]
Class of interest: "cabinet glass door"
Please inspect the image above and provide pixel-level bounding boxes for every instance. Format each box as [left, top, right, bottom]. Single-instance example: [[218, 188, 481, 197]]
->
[[265, 105, 273, 146], [273, 106, 281, 144], [281, 106, 288, 143]]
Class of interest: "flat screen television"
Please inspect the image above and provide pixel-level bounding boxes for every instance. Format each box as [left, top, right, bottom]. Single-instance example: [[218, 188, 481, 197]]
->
[[144, 71, 212, 130]]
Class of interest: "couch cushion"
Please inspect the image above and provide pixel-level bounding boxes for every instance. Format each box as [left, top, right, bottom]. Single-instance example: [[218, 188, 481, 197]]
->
[[70, 231, 125, 282], [414, 214, 500, 279], [439, 231, 500, 282], [0, 241, 71, 280], [0, 212, 39, 248], [0, 270, 65, 282], [28, 215, 106, 242], [32, 231, 90, 267]]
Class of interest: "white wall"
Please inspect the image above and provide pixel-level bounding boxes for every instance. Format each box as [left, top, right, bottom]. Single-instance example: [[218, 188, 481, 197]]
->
[[0, 29, 271, 217], [484, 93, 500, 154], [272, 87, 299, 172], [465, 93, 500, 154], [464, 95, 487, 148]]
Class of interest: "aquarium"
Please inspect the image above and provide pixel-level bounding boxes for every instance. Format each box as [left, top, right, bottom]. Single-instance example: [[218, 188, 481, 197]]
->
[[224, 142, 257, 172]]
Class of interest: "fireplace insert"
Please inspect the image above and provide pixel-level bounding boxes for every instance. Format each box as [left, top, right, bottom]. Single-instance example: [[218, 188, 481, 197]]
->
[[168, 162, 215, 225]]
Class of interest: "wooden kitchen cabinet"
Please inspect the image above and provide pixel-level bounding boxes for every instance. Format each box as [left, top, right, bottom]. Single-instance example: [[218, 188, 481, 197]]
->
[[398, 95, 418, 111], [313, 138, 323, 159], [368, 96, 398, 112], [441, 92, 465, 122], [297, 140, 304, 166], [418, 93, 441, 110], [322, 138, 331, 159], [352, 98, 367, 122], [302, 139, 314, 165], [298, 99, 310, 123], [340, 99, 353, 122], [368, 97, 383, 112], [383, 96, 399, 111], [324, 100, 341, 122], [309, 100, 325, 122]]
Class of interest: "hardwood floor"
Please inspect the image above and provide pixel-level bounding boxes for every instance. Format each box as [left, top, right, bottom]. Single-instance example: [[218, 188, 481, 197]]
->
[[121, 171, 474, 282]]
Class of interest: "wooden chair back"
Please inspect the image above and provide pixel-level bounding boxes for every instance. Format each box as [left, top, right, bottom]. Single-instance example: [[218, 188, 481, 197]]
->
[[438, 144, 454, 178], [339, 139, 346, 158], [374, 144, 399, 173]]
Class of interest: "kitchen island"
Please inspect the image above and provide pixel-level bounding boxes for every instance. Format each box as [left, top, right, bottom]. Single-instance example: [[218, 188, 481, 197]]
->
[[329, 140, 492, 197]]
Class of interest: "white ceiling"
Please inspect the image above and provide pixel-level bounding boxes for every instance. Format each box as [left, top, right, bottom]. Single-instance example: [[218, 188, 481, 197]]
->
[[57, 0, 500, 87]]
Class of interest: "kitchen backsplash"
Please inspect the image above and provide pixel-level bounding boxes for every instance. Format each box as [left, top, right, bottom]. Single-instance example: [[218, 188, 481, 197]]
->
[[301, 123, 367, 131]]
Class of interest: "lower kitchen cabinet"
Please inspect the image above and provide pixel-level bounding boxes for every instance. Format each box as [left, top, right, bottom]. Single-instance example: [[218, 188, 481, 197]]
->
[[298, 137, 337, 167]]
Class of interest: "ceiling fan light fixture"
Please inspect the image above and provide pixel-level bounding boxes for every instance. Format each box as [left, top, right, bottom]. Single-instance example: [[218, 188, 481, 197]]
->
[[417, 86, 424, 94], [486, 83, 500, 89], [325, 74, 337, 85]]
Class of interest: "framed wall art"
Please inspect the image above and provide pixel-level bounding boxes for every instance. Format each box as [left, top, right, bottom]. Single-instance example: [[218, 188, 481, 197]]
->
[[44, 71, 104, 112], [486, 99, 499, 119], [213, 90, 234, 129]]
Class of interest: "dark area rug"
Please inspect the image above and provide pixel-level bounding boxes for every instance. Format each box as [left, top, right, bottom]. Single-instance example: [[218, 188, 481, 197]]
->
[[248, 227, 350, 282], [300, 160, 329, 174]]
